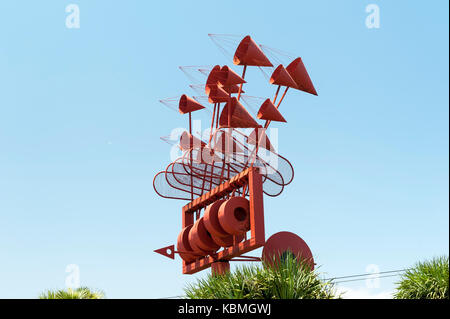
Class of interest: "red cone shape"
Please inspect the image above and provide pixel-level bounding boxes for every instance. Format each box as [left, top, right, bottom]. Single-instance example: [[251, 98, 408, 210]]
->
[[286, 58, 318, 95], [217, 65, 246, 86], [219, 97, 260, 128], [208, 85, 230, 104], [270, 65, 298, 89], [233, 35, 273, 67], [205, 65, 221, 94], [257, 98, 287, 122], [221, 84, 244, 94], [179, 94, 205, 114]]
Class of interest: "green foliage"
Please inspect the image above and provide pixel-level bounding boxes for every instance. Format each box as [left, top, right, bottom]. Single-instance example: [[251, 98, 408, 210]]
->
[[39, 287, 105, 299], [394, 256, 449, 299], [185, 254, 338, 299]]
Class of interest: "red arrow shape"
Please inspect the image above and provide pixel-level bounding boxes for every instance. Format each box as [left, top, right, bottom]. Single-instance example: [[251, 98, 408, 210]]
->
[[154, 245, 175, 259]]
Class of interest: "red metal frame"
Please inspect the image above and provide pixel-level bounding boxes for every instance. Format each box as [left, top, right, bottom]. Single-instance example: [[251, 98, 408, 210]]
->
[[181, 167, 265, 274]]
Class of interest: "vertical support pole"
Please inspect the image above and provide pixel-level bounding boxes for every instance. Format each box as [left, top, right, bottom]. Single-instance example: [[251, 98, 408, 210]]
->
[[237, 65, 247, 101], [182, 206, 194, 229], [272, 85, 281, 104], [201, 103, 217, 195], [208, 103, 217, 144], [189, 112, 193, 202], [211, 261, 230, 276], [208, 103, 220, 192], [215, 104, 220, 128], [248, 168, 265, 246], [182, 205, 194, 274], [265, 87, 289, 129]]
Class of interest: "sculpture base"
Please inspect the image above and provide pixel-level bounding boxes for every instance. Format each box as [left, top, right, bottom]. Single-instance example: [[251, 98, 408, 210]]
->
[[211, 261, 230, 276]]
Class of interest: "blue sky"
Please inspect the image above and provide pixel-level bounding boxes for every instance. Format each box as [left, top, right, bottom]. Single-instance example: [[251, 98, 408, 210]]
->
[[0, 1, 448, 298]]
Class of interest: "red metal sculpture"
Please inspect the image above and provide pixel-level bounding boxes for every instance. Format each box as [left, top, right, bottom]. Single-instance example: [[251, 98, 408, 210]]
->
[[154, 35, 317, 275]]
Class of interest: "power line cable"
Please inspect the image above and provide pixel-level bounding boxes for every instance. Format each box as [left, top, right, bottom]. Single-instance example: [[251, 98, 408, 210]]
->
[[323, 268, 411, 282], [157, 295, 185, 299], [333, 273, 404, 284], [158, 268, 412, 298]]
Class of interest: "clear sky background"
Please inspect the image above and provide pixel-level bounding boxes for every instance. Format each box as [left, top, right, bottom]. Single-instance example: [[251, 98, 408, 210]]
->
[[0, 1, 448, 298]]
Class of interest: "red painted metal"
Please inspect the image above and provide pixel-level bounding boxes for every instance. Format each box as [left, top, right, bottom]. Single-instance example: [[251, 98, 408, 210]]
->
[[213, 130, 244, 155], [218, 197, 250, 235], [179, 94, 206, 114], [211, 261, 230, 275], [262, 231, 314, 270], [247, 128, 274, 152], [189, 217, 221, 252], [154, 34, 318, 276], [211, 233, 244, 248], [203, 199, 229, 237], [257, 98, 287, 123], [233, 35, 273, 67], [286, 58, 318, 95], [221, 84, 244, 94], [219, 97, 260, 128], [207, 85, 230, 103], [205, 65, 221, 94], [270, 65, 298, 89], [179, 131, 206, 151], [218, 66, 246, 86], [181, 167, 265, 274], [176, 225, 197, 263], [154, 245, 175, 259], [237, 65, 247, 101]]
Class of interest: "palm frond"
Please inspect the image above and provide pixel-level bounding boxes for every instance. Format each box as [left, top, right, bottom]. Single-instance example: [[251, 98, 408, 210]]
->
[[185, 254, 339, 299], [394, 256, 449, 299], [39, 287, 105, 299]]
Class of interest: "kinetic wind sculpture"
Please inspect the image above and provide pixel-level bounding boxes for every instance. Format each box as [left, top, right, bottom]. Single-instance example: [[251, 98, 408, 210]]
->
[[154, 35, 318, 275]]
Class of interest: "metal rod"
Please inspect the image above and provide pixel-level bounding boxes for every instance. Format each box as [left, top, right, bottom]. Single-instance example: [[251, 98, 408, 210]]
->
[[237, 65, 247, 101], [264, 86, 289, 129], [272, 85, 281, 105], [189, 112, 193, 202], [208, 103, 217, 145]]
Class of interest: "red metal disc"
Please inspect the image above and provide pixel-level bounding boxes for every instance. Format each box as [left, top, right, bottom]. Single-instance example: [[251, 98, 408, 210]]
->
[[211, 233, 244, 248], [188, 217, 220, 253], [176, 225, 197, 262], [262, 231, 314, 270], [218, 197, 250, 235], [203, 199, 229, 238]]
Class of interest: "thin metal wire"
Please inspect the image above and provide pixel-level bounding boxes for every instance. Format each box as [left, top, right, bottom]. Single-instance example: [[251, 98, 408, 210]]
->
[[323, 268, 412, 282], [333, 273, 403, 284]]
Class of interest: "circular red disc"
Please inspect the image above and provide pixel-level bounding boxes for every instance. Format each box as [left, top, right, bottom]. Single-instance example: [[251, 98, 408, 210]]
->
[[176, 225, 197, 263], [203, 199, 229, 238], [211, 233, 244, 247], [218, 196, 250, 235], [262, 231, 314, 270], [189, 217, 220, 253]]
